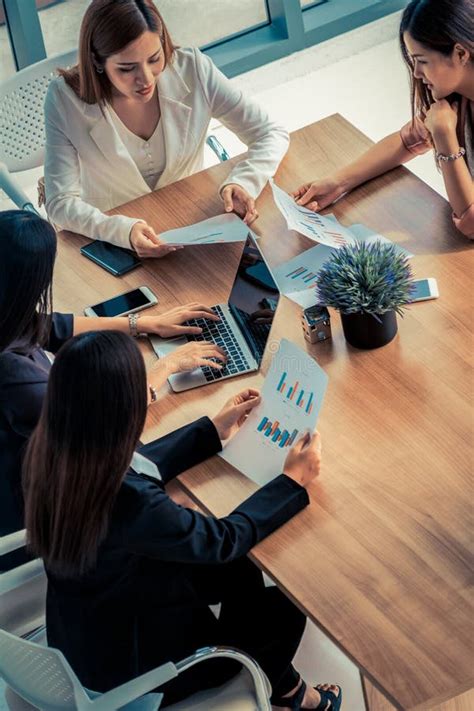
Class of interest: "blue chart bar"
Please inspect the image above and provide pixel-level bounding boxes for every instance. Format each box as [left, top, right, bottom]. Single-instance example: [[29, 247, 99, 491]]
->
[[306, 393, 313, 414], [277, 372, 286, 392], [287, 429, 298, 446], [279, 430, 290, 448], [272, 428, 281, 442], [264, 425, 273, 437], [296, 390, 304, 406], [257, 417, 268, 432]]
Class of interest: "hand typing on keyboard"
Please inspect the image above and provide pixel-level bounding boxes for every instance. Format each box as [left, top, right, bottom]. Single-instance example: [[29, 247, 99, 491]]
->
[[184, 305, 251, 382], [157, 341, 227, 376]]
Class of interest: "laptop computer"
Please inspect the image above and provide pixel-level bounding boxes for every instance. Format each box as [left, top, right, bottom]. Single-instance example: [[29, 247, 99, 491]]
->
[[150, 234, 280, 392]]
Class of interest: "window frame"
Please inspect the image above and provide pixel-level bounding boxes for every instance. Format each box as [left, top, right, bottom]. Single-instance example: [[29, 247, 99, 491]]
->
[[3, 0, 407, 76]]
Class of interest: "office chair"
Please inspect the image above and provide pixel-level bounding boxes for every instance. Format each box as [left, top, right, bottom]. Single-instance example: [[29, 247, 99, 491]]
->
[[0, 531, 272, 711], [0, 49, 229, 215], [0, 49, 77, 214]]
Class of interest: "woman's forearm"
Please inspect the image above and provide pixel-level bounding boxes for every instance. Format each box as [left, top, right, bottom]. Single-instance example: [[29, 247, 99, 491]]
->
[[337, 131, 414, 192], [73, 315, 130, 335], [431, 126, 474, 219]]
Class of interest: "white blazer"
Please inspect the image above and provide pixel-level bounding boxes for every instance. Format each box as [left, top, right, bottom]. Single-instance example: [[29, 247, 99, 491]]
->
[[44, 47, 289, 249]]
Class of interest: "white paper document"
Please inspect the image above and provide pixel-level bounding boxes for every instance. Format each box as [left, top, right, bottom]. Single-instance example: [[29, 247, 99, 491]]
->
[[220, 339, 328, 487], [160, 213, 249, 246], [272, 243, 335, 295], [270, 180, 356, 249]]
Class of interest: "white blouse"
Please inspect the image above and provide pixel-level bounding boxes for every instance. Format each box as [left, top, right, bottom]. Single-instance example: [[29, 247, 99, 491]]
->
[[108, 107, 166, 190]]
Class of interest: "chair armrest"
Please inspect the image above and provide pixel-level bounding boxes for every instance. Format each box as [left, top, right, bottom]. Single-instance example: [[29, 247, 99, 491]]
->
[[0, 559, 45, 595], [88, 646, 271, 711], [0, 162, 38, 213], [175, 646, 272, 710], [206, 135, 230, 162], [87, 663, 176, 711], [0, 529, 27, 556]]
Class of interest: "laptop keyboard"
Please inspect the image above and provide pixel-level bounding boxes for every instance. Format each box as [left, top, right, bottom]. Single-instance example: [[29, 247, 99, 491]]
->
[[184, 305, 251, 382]]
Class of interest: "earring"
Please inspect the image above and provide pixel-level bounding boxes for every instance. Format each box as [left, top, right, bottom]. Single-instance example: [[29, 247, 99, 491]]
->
[[95, 65, 104, 74]]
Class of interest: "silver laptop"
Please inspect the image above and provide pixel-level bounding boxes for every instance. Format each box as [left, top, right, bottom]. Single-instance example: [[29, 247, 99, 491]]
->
[[150, 234, 280, 392]]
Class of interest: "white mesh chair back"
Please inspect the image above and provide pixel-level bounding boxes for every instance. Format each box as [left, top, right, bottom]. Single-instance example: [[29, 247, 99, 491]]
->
[[0, 629, 90, 710], [0, 50, 77, 173]]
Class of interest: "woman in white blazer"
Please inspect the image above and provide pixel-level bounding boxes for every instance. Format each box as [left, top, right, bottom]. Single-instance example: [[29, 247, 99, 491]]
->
[[44, 0, 289, 257]]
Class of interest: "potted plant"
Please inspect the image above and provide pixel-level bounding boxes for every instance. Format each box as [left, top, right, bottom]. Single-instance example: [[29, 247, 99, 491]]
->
[[315, 242, 414, 349]]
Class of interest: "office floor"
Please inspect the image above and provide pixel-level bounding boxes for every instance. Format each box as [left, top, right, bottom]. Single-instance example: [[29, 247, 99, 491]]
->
[[0, 11, 447, 711]]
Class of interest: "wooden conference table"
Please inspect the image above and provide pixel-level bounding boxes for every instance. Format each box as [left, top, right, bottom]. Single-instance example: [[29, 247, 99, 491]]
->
[[54, 115, 473, 711]]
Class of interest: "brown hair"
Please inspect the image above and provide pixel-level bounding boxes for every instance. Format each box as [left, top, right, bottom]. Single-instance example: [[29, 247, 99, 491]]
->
[[23, 331, 148, 578], [60, 0, 175, 104], [400, 0, 474, 122]]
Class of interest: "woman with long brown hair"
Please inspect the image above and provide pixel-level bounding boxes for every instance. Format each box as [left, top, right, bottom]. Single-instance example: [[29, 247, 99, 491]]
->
[[293, 0, 474, 239], [44, 0, 289, 257], [23, 330, 341, 711]]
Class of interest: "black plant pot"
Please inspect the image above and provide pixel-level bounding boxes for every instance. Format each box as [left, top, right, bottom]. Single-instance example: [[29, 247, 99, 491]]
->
[[340, 310, 397, 349]]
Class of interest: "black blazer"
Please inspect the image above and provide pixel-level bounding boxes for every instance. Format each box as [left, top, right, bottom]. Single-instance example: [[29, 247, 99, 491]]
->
[[45, 416, 309, 693], [0, 314, 73, 569]]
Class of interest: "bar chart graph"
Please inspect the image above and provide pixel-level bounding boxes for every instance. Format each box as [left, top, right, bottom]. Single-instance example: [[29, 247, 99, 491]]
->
[[285, 265, 319, 287], [276, 372, 314, 415], [220, 339, 328, 487], [272, 243, 335, 295], [257, 416, 299, 448]]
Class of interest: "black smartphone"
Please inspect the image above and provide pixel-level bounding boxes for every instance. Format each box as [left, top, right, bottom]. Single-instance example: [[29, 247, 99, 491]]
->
[[80, 240, 141, 276]]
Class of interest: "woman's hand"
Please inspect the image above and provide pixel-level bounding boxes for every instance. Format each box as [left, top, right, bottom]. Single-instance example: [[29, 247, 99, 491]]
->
[[212, 388, 261, 440], [130, 222, 183, 258], [292, 177, 346, 212], [423, 100, 458, 141], [160, 341, 227, 375], [139, 303, 220, 338], [221, 184, 259, 225], [283, 431, 322, 488]]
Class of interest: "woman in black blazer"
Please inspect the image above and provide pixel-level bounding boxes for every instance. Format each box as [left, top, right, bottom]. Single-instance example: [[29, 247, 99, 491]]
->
[[0, 210, 227, 567], [23, 331, 341, 710]]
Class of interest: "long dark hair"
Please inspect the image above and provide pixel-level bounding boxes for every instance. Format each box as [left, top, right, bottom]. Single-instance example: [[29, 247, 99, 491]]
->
[[60, 0, 175, 104], [400, 0, 474, 120], [0, 210, 56, 354], [23, 331, 148, 578]]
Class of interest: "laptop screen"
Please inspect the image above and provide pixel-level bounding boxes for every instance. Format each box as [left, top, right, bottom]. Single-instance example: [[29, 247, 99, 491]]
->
[[228, 235, 280, 364]]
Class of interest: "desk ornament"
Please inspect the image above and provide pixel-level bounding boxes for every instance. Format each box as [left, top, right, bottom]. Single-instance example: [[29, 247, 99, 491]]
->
[[315, 242, 414, 349]]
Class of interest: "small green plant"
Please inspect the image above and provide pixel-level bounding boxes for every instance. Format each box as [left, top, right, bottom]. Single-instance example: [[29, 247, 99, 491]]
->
[[316, 242, 414, 316]]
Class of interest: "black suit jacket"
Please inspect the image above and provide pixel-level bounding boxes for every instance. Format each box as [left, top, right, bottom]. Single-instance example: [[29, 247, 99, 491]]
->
[[0, 314, 73, 570], [46, 416, 309, 692]]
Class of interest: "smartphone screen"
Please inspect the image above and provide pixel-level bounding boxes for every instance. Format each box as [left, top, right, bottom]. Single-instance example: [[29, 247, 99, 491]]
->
[[89, 289, 152, 317], [411, 280, 433, 300], [80, 241, 141, 276]]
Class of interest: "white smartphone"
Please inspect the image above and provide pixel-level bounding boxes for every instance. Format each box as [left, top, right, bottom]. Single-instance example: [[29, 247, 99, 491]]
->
[[410, 278, 439, 302], [84, 286, 158, 317]]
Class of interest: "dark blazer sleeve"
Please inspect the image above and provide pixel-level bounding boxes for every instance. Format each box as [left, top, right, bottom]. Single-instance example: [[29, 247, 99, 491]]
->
[[46, 313, 74, 353], [137, 417, 222, 484], [122, 473, 309, 565]]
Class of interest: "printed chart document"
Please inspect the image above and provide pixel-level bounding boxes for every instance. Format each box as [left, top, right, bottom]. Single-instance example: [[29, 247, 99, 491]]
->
[[160, 213, 249, 246], [220, 339, 328, 486], [270, 180, 356, 248], [273, 223, 413, 308]]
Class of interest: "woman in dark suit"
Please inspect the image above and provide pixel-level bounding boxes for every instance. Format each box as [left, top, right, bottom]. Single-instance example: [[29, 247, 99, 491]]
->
[[23, 331, 341, 710], [0, 209, 227, 567]]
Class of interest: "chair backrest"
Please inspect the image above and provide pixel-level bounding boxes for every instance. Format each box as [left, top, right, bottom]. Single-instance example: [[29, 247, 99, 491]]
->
[[0, 49, 77, 173], [0, 629, 92, 711]]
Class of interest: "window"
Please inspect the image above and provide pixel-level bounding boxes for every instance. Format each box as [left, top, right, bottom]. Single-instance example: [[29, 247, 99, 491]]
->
[[0, 1, 16, 81]]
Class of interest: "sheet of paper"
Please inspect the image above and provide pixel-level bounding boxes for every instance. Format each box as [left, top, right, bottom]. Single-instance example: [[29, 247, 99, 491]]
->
[[272, 243, 335, 294], [220, 339, 328, 487], [160, 213, 249, 245], [270, 180, 356, 248], [285, 288, 319, 309]]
